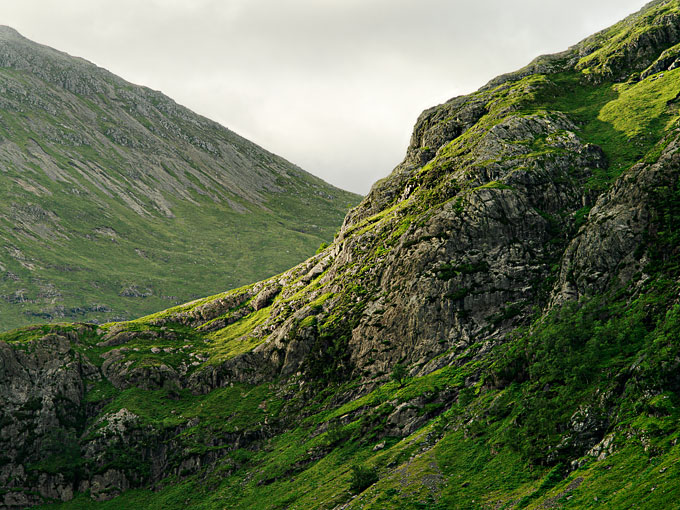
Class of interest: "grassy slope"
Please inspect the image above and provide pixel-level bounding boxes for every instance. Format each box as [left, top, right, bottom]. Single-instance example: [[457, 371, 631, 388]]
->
[[29, 276, 680, 509], [0, 63, 360, 331]]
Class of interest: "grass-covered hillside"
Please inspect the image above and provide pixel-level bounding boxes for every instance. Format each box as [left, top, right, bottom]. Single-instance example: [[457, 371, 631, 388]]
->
[[2, 1, 680, 509], [0, 26, 360, 331]]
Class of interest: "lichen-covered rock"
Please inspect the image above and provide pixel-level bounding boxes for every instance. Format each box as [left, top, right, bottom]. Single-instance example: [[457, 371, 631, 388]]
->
[[229, 109, 606, 385], [0, 328, 94, 508], [552, 135, 680, 305]]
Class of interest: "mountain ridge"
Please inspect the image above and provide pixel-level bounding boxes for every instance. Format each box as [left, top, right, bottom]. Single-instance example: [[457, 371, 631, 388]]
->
[[0, 27, 360, 330]]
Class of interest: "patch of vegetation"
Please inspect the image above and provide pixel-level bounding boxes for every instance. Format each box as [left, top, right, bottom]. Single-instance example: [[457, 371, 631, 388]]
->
[[206, 306, 273, 363], [436, 260, 489, 280], [349, 464, 379, 494], [390, 363, 408, 387]]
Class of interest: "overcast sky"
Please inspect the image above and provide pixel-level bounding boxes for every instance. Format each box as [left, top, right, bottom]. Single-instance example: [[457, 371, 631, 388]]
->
[[0, 0, 650, 194]]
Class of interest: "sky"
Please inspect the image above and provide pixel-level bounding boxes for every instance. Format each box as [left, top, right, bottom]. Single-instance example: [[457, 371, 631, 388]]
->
[[0, 0, 650, 194]]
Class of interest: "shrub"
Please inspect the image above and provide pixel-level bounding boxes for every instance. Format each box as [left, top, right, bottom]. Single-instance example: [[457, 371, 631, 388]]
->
[[349, 464, 378, 494], [390, 363, 408, 387], [325, 422, 350, 446]]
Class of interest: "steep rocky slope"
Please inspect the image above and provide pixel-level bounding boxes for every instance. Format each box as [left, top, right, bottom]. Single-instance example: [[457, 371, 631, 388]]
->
[[0, 27, 359, 330], [2, 1, 680, 508]]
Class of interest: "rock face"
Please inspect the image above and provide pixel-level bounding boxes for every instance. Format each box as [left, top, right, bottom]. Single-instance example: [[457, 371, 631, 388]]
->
[[0, 26, 359, 330], [3, 1, 680, 508], [552, 135, 680, 304], [0, 329, 90, 508], [202, 109, 608, 388]]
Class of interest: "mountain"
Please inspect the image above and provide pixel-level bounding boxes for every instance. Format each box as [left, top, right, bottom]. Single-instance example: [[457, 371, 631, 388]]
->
[[0, 27, 360, 331], [2, 1, 680, 508]]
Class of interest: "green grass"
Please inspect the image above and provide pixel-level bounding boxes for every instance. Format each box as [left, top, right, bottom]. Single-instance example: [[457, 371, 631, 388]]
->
[[599, 70, 680, 138], [206, 306, 273, 363], [96, 382, 281, 434]]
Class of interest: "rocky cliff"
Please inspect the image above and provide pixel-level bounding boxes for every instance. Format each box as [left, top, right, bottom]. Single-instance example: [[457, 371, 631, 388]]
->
[[0, 26, 359, 330], [2, 1, 680, 509]]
